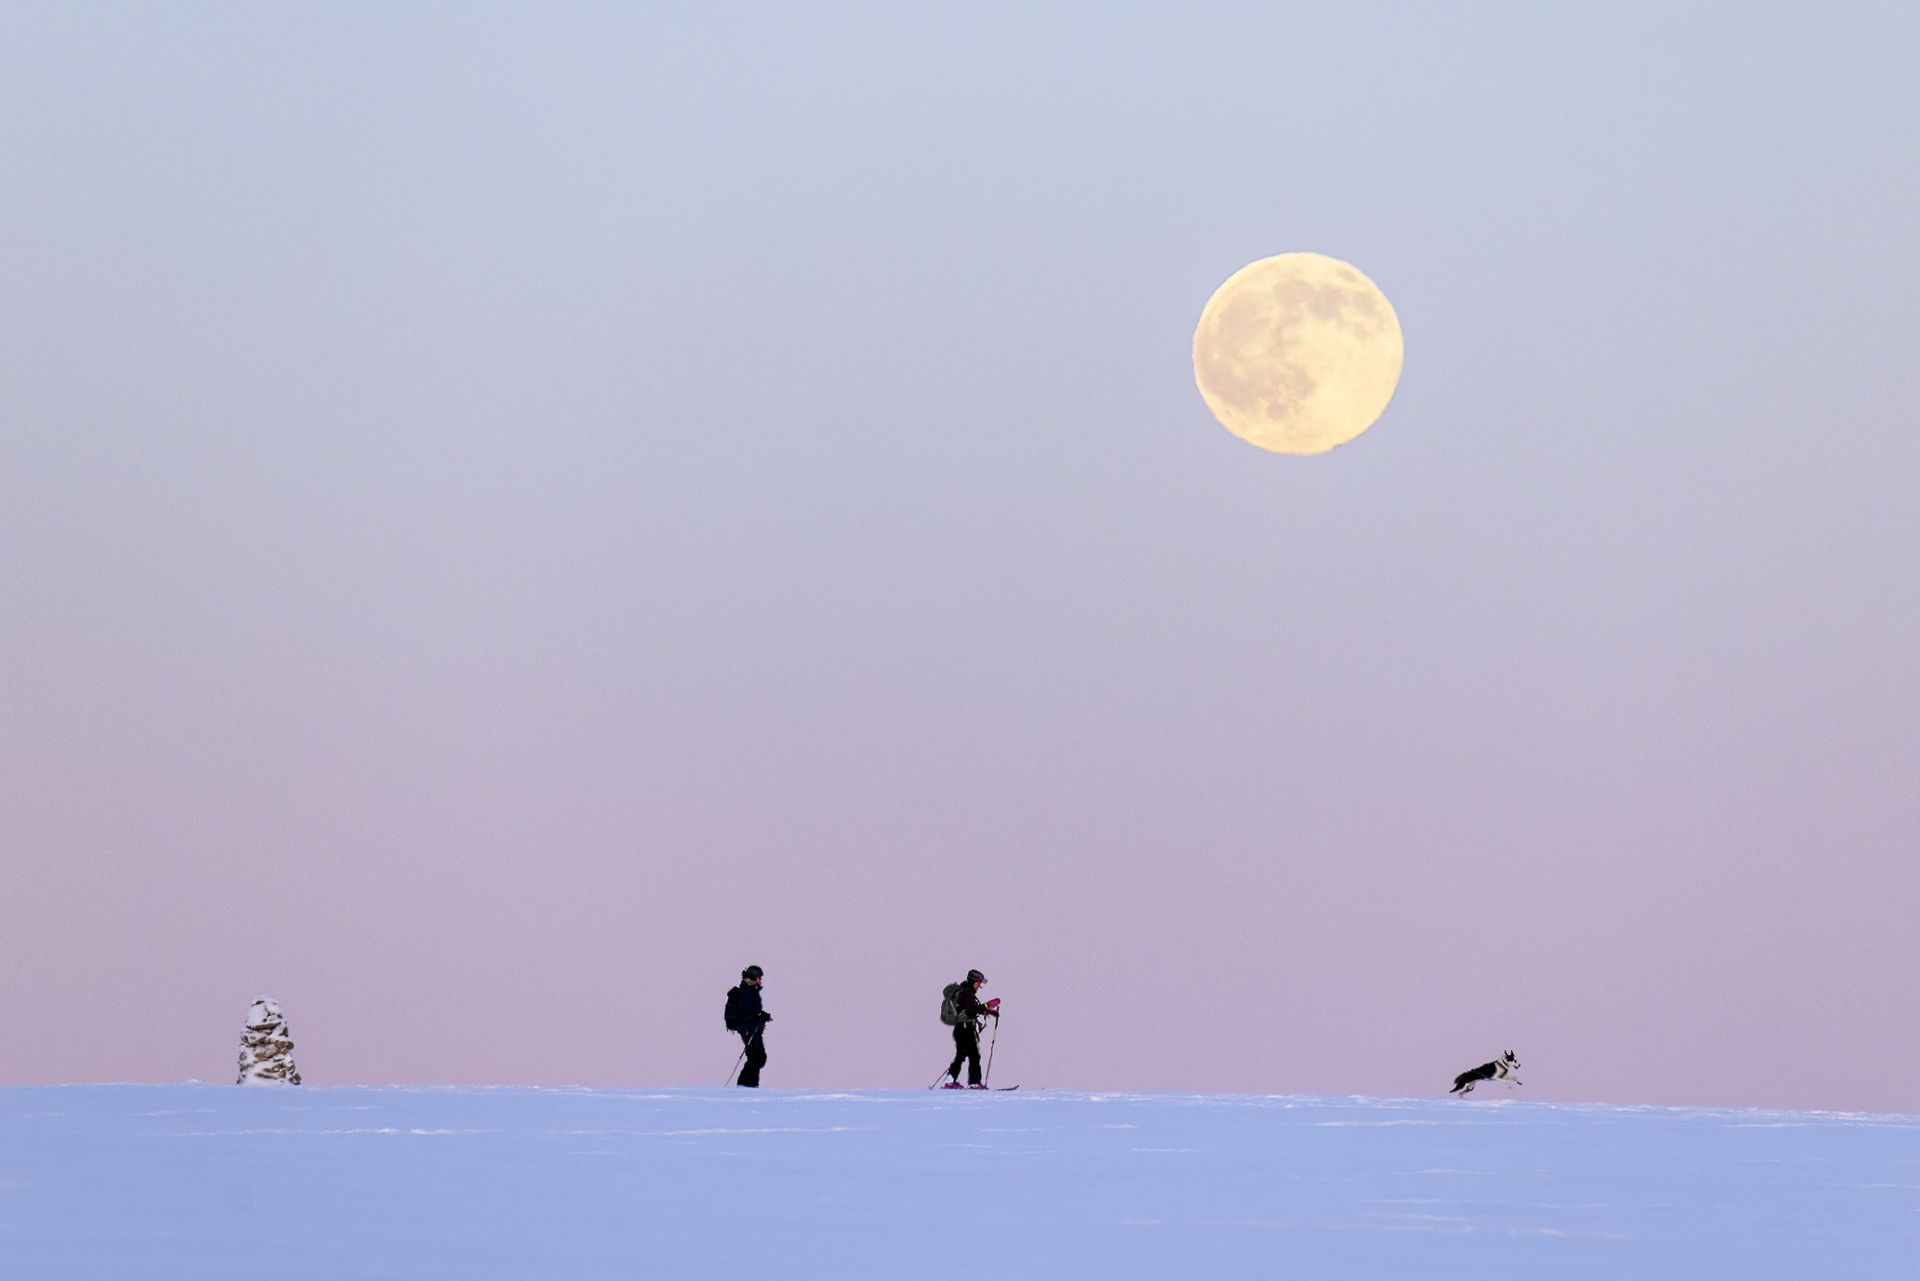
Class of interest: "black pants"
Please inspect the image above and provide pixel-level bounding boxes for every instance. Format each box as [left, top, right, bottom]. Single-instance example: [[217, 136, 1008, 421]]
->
[[738, 1030, 767, 1088], [948, 1022, 982, 1085]]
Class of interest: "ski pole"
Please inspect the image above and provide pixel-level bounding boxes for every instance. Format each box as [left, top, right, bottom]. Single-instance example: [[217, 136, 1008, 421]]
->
[[726, 1024, 763, 1087], [930, 1033, 964, 1089], [983, 1013, 1000, 1087]]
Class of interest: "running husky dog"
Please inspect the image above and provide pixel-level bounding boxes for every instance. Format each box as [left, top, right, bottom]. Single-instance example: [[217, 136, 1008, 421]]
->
[[1450, 1050, 1521, 1095]]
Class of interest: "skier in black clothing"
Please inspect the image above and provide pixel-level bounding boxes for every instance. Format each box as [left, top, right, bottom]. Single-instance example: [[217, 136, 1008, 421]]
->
[[945, 969, 1000, 1088], [724, 965, 771, 1088]]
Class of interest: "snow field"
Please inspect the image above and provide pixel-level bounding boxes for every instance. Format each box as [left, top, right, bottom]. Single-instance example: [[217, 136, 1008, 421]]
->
[[1, 1084, 1915, 1279]]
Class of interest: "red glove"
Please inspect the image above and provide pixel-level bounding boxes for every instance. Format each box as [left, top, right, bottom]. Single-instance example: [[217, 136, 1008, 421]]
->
[[985, 998, 1002, 1012]]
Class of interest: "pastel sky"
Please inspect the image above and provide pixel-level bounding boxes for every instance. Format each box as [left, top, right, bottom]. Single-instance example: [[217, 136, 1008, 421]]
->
[[4, 4, 1916, 1111]]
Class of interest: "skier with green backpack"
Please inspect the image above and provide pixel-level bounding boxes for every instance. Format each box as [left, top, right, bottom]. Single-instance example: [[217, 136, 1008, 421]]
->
[[938, 969, 1001, 1089]]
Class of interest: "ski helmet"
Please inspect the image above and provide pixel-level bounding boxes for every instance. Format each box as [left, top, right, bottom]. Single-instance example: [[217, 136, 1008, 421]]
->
[[966, 969, 986, 984], [742, 965, 764, 981]]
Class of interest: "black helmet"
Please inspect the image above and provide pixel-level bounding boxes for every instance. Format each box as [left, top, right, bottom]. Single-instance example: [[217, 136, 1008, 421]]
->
[[742, 965, 764, 981], [966, 969, 986, 984]]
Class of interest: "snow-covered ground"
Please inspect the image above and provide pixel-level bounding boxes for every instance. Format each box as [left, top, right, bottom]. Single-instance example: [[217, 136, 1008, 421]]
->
[[2, 1085, 1915, 1278]]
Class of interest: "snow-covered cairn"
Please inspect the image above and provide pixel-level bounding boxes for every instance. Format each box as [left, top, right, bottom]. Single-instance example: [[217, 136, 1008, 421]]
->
[[236, 996, 303, 1085]]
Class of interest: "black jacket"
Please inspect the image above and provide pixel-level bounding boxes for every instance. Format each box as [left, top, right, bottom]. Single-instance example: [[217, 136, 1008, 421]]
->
[[953, 982, 990, 1023], [725, 984, 766, 1035]]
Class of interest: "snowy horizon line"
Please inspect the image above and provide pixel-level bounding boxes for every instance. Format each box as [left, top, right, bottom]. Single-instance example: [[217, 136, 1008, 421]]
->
[[11, 1080, 1917, 1124]]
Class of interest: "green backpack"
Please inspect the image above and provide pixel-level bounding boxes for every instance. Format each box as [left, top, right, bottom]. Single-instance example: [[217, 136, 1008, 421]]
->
[[940, 982, 966, 1026]]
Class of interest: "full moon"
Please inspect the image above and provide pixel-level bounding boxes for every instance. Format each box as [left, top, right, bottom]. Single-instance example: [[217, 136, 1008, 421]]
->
[[1192, 253, 1403, 456]]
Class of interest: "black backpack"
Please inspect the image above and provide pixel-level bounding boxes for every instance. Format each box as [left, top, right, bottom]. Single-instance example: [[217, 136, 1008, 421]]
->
[[940, 982, 966, 1026], [724, 986, 742, 1032]]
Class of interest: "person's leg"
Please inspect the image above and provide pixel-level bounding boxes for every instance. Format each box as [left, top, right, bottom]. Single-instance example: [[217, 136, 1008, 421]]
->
[[739, 1034, 766, 1087], [948, 1025, 967, 1081], [963, 1025, 982, 1085]]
